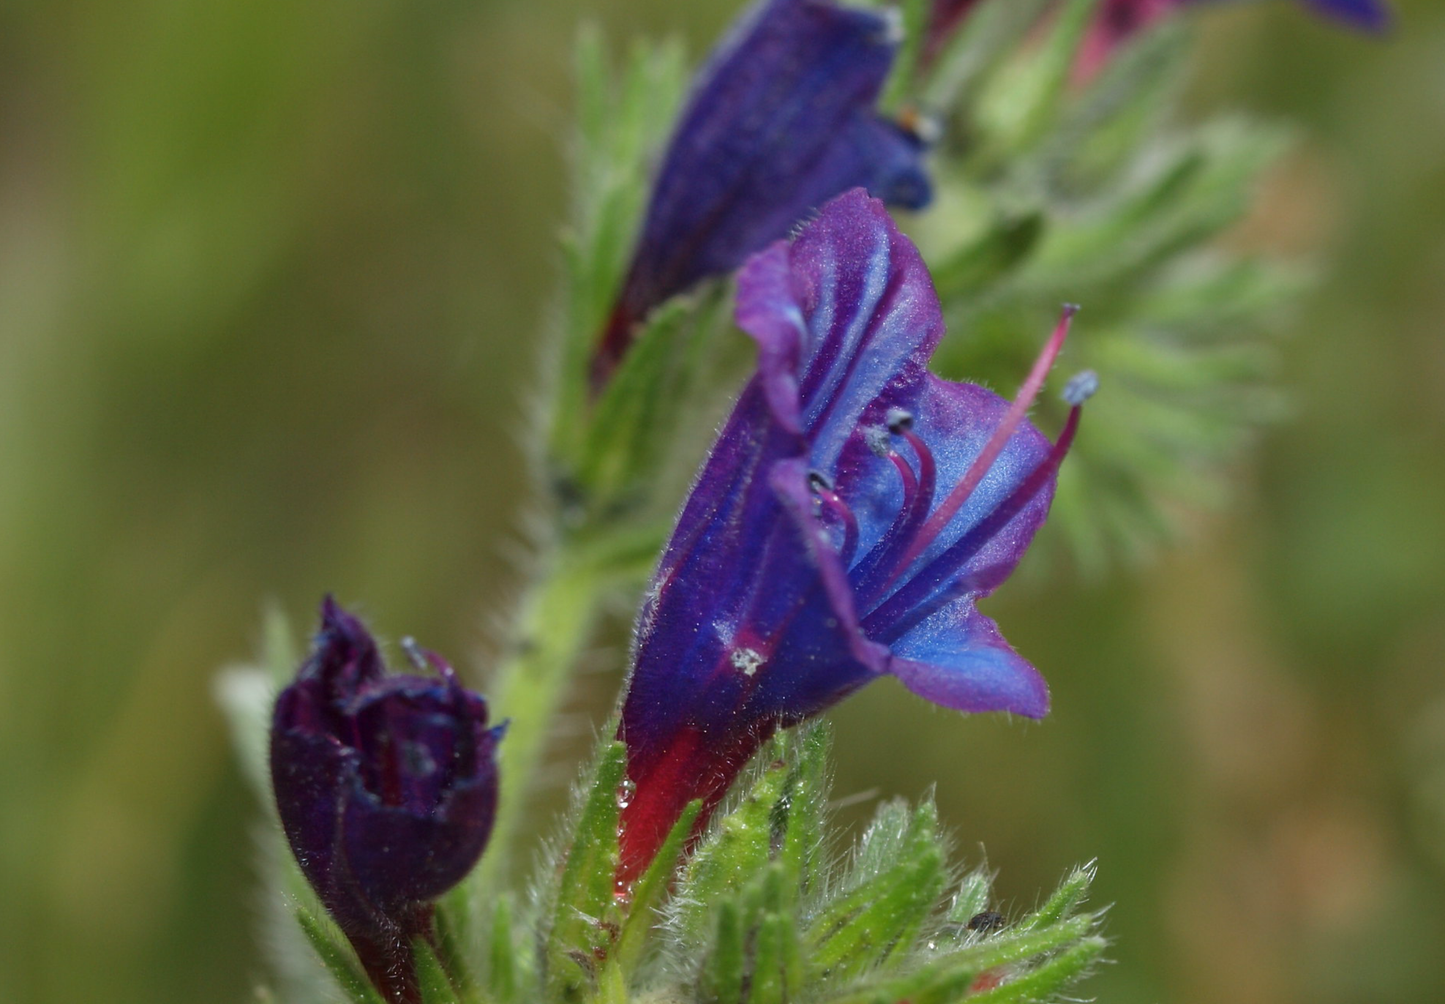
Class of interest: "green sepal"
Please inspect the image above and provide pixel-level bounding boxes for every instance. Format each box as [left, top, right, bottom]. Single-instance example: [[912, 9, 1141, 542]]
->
[[944, 869, 994, 926], [412, 938, 463, 1004], [878, 0, 931, 114], [1026, 122, 1290, 294], [698, 899, 746, 1004], [824, 915, 1097, 1004], [434, 900, 479, 1002], [804, 801, 947, 982], [928, 211, 1044, 304], [926, 112, 1295, 574], [1045, 22, 1191, 184], [293, 906, 385, 1004], [546, 740, 628, 1000], [612, 799, 703, 973], [747, 908, 803, 1004], [921, 0, 1053, 113], [551, 27, 688, 473], [1130, 256, 1304, 335], [575, 287, 730, 515], [776, 724, 830, 896], [670, 741, 792, 943], [964, 936, 1107, 1003], [970, 0, 1098, 165], [737, 862, 792, 940], [1016, 861, 1096, 933]]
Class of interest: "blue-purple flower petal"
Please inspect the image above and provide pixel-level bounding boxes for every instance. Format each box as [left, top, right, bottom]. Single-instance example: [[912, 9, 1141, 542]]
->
[[595, 0, 933, 382], [889, 604, 1049, 717]]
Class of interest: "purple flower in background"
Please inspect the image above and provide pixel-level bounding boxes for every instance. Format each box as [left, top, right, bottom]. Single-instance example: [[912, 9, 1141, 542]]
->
[[923, 0, 1389, 80], [616, 190, 1091, 879], [1077, 0, 1391, 78], [1291, 0, 1390, 30], [592, 0, 933, 387], [271, 598, 503, 1004]]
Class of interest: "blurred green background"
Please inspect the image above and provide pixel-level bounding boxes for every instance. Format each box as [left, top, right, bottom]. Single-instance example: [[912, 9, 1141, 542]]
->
[[1, 1, 1443, 1001]]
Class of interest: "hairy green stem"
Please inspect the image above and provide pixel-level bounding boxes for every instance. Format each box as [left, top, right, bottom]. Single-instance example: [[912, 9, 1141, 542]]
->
[[472, 542, 607, 893]]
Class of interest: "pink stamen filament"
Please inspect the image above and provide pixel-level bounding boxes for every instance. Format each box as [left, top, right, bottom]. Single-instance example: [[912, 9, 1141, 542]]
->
[[888, 451, 918, 518], [850, 425, 940, 608], [889, 305, 1076, 579], [900, 428, 937, 525], [863, 401, 1085, 638]]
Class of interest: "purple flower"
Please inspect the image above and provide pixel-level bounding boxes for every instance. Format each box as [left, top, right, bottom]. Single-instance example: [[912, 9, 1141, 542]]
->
[[924, 0, 1390, 81], [1294, 0, 1390, 30], [616, 190, 1089, 879], [1077, 0, 1391, 78], [592, 0, 933, 387], [271, 598, 503, 1004]]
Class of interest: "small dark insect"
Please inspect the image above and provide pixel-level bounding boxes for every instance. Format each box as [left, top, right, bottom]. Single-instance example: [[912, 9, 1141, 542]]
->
[[966, 910, 1006, 932]]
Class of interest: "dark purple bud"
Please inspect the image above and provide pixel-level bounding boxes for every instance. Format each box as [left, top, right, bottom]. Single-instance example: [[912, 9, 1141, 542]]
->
[[592, 0, 933, 388], [616, 190, 1088, 880], [271, 598, 503, 1004]]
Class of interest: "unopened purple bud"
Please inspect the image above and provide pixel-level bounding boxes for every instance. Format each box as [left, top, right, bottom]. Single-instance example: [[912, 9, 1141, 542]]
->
[[270, 598, 503, 1003]]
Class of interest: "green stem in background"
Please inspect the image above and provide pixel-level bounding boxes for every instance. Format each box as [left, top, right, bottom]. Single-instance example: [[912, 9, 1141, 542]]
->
[[466, 519, 660, 899], [470, 541, 608, 894]]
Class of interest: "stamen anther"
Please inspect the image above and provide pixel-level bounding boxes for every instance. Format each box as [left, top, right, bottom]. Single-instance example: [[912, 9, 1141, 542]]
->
[[886, 407, 914, 433], [1063, 369, 1098, 406], [863, 425, 892, 458]]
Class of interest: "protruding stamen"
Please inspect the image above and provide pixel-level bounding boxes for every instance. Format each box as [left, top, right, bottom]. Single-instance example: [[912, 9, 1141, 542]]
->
[[810, 476, 860, 566], [892, 305, 1077, 576], [886, 407, 914, 433], [864, 398, 1088, 638]]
